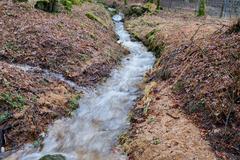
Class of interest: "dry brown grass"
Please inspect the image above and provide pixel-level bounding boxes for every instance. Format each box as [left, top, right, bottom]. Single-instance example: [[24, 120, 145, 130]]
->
[[125, 9, 240, 159]]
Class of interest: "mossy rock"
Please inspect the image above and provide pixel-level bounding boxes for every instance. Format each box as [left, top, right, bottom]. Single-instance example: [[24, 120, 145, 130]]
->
[[39, 154, 66, 160], [35, 0, 49, 12], [143, 3, 156, 13], [35, 0, 60, 12], [108, 8, 118, 16], [145, 29, 165, 58], [126, 3, 156, 17], [127, 4, 147, 16]]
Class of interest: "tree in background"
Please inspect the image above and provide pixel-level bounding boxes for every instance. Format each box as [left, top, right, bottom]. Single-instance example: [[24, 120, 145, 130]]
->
[[148, 0, 154, 3], [124, 0, 128, 5], [156, 0, 161, 11], [49, 0, 58, 12], [198, 0, 206, 16]]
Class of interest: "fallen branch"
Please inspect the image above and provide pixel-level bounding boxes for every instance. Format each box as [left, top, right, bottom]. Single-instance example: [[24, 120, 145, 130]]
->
[[166, 112, 180, 119]]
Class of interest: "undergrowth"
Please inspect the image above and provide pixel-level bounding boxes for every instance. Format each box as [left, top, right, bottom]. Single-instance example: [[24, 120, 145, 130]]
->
[[68, 94, 81, 111], [0, 92, 26, 110], [145, 29, 165, 58]]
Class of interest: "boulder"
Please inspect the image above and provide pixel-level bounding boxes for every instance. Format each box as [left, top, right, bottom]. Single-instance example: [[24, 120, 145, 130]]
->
[[39, 154, 66, 160], [126, 3, 156, 17]]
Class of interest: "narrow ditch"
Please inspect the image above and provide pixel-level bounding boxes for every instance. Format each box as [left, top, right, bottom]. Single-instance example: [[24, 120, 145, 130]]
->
[[5, 13, 155, 160]]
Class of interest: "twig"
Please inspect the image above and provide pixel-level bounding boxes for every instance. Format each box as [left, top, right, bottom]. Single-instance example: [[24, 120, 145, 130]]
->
[[190, 23, 206, 41], [166, 112, 180, 119], [224, 72, 236, 131]]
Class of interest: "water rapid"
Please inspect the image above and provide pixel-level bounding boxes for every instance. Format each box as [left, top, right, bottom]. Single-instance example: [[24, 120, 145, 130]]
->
[[6, 14, 155, 160]]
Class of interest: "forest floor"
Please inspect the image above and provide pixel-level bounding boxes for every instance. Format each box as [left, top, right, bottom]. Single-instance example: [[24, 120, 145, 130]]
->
[[1, 0, 239, 159], [0, 0, 127, 153], [119, 6, 240, 160]]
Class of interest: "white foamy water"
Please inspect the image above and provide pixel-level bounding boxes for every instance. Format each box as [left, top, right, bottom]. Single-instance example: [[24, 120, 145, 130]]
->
[[5, 14, 155, 160]]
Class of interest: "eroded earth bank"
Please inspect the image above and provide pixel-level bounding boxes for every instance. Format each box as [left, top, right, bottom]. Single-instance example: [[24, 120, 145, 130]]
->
[[0, 0, 127, 155], [115, 1, 240, 160]]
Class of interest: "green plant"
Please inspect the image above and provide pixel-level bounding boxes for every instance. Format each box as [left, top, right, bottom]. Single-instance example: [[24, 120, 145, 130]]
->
[[68, 94, 81, 111], [173, 80, 185, 93], [154, 43, 165, 58], [72, 0, 82, 5], [152, 137, 160, 145], [0, 92, 26, 110], [186, 99, 205, 113], [33, 139, 42, 148], [144, 2, 157, 13], [156, 68, 171, 81], [147, 116, 156, 124], [60, 0, 73, 11], [143, 104, 149, 115], [146, 29, 165, 58], [78, 53, 91, 61], [0, 112, 11, 124], [156, 0, 161, 11], [4, 41, 18, 51], [118, 132, 129, 145]]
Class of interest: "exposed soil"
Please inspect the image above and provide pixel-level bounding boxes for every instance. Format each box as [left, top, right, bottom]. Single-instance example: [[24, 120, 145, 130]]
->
[[123, 8, 240, 160], [0, 0, 126, 153], [121, 82, 216, 160]]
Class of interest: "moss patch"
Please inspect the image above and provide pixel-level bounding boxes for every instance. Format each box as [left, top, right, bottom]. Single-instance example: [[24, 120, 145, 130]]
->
[[39, 154, 66, 160], [86, 12, 108, 28], [145, 29, 165, 58], [0, 92, 26, 110], [68, 94, 81, 111]]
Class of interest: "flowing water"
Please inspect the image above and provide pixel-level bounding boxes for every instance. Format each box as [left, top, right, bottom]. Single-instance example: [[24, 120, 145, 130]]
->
[[6, 14, 155, 160]]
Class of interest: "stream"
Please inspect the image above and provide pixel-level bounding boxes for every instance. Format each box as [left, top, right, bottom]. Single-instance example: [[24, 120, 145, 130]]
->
[[6, 14, 155, 160]]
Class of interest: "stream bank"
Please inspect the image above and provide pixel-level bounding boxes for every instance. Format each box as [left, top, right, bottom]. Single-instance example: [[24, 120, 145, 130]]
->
[[0, 0, 126, 154], [5, 13, 155, 160], [120, 6, 240, 160]]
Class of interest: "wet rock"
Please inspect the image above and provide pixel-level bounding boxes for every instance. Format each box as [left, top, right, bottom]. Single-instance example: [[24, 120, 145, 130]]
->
[[39, 154, 66, 160], [128, 4, 147, 16], [126, 3, 156, 17]]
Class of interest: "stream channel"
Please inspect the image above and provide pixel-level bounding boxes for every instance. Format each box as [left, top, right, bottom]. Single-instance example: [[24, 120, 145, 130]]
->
[[5, 13, 155, 160]]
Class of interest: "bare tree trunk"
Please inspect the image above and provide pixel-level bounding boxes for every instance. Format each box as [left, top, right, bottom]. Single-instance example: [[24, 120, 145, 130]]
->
[[220, 0, 227, 18], [157, 0, 161, 11], [169, 0, 173, 8], [197, 0, 206, 16], [49, 0, 58, 12]]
